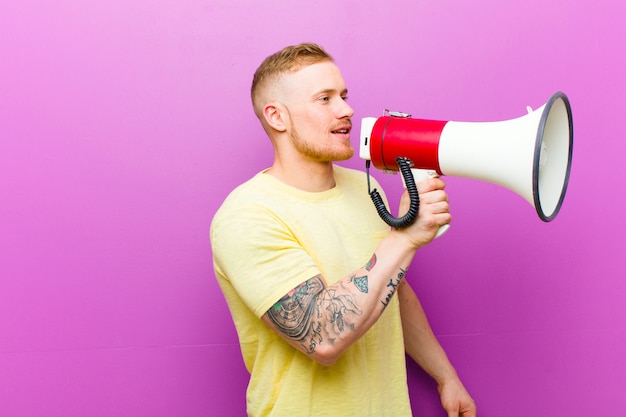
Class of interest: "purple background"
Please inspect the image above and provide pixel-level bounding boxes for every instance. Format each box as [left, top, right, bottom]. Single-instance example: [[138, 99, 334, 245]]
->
[[1, 0, 624, 416]]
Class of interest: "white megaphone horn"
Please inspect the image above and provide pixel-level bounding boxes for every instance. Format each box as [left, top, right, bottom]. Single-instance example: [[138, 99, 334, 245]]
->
[[359, 92, 573, 235]]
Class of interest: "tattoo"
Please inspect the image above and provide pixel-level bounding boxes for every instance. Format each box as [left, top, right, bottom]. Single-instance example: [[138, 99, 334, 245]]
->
[[365, 254, 377, 271], [349, 253, 377, 293], [381, 267, 406, 308], [268, 278, 323, 342], [350, 275, 369, 293], [266, 275, 362, 354]]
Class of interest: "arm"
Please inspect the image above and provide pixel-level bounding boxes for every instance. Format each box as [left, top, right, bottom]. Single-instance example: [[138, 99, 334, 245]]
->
[[262, 178, 451, 366], [262, 232, 414, 366], [398, 280, 476, 417]]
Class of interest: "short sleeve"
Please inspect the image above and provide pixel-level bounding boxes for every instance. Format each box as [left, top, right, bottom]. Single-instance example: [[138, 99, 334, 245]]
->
[[211, 202, 321, 318]]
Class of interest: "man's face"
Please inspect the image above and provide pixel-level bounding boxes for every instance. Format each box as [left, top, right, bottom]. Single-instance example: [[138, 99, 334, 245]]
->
[[278, 61, 355, 162]]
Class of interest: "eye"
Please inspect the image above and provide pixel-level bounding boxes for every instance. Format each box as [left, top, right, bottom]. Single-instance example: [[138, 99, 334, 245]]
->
[[319, 96, 330, 103]]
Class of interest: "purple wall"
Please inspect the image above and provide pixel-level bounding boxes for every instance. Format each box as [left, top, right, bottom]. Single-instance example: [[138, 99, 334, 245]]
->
[[1, 0, 624, 416]]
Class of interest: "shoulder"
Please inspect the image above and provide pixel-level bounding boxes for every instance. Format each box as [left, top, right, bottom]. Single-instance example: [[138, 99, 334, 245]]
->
[[211, 170, 304, 247], [212, 173, 272, 228], [214, 172, 277, 215]]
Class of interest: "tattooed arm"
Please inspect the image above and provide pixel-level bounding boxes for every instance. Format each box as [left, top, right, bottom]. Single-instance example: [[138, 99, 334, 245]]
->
[[261, 232, 415, 366], [261, 177, 451, 365]]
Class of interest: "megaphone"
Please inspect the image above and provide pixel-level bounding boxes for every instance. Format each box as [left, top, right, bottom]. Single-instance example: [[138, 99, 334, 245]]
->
[[359, 92, 573, 232]]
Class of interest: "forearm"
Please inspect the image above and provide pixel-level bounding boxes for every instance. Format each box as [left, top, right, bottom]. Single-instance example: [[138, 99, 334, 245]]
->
[[398, 281, 477, 415], [397, 280, 459, 385], [263, 230, 418, 365]]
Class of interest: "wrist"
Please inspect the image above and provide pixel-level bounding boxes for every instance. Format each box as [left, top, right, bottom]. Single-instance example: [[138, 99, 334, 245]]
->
[[387, 227, 426, 252], [385, 229, 421, 254], [436, 371, 462, 392]]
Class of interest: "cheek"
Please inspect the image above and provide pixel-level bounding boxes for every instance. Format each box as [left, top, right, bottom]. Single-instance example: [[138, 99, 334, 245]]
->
[[289, 107, 331, 134], [299, 116, 326, 133]]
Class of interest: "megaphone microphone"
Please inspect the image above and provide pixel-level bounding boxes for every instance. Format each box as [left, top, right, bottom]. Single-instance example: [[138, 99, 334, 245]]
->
[[360, 92, 573, 235]]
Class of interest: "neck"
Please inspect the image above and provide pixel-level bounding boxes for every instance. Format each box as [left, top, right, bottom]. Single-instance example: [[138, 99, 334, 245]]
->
[[267, 156, 336, 192]]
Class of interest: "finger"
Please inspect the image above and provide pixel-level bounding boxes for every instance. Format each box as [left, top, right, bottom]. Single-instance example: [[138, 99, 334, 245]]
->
[[420, 197, 450, 216], [428, 196, 451, 210], [416, 177, 446, 193], [417, 189, 449, 205], [435, 212, 452, 225]]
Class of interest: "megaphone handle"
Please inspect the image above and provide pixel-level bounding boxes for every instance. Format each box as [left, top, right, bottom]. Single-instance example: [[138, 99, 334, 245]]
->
[[408, 169, 450, 239]]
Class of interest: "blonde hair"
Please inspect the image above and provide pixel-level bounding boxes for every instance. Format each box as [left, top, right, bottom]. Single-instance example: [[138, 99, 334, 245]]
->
[[251, 43, 333, 117]]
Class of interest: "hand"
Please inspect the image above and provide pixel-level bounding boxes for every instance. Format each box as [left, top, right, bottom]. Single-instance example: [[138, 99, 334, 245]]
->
[[396, 177, 451, 248], [438, 378, 476, 417]]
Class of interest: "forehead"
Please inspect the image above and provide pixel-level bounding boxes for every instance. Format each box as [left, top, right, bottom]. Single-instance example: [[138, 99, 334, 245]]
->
[[282, 61, 347, 95]]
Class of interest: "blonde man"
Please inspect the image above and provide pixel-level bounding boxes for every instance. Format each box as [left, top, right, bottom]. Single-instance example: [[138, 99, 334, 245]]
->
[[211, 43, 476, 417]]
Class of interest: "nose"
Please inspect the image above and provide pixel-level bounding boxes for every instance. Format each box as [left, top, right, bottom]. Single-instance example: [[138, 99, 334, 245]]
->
[[336, 99, 354, 119]]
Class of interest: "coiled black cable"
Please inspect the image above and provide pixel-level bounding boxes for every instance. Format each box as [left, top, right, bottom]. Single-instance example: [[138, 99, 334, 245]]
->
[[367, 157, 420, 229]]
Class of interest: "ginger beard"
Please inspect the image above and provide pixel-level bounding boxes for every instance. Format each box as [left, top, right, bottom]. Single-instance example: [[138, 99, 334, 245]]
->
[[284, 106, 354, 163]]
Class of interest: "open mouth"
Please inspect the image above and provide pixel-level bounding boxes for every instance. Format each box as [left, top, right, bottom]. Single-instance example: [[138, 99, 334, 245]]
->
[[331, 126, 351, 135]]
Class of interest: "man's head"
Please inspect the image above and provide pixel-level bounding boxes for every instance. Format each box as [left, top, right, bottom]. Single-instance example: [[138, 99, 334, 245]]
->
[[251, 43, 355, 163], [251, 43, 333, 119]]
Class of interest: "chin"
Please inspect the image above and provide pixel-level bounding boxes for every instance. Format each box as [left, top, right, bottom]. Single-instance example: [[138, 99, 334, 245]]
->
[[303, 144, 354, 163], [330, 149, 354, 162], [340, 151, 355, 161]]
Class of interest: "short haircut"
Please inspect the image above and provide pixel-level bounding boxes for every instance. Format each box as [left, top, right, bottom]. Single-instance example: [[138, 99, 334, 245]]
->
[[251, 43, 333, 117]]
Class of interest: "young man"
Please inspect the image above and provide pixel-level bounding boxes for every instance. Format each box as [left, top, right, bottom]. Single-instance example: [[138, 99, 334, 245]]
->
[[211, 43, 476, 417]]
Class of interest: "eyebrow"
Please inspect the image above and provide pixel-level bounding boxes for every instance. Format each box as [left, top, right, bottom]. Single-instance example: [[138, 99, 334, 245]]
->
[[315, 88, 349, 96]]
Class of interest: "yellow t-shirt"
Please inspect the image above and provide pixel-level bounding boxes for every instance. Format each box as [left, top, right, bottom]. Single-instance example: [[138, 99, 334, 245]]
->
[[211, 165, 412, 417]]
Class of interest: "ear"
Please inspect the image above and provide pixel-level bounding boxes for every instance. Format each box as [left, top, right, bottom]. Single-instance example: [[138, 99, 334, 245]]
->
[[263, 102, 288, 132]]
